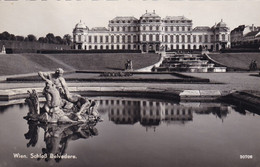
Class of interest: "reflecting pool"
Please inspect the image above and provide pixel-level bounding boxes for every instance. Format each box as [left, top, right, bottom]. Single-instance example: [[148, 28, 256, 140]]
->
[[0, 97, 259, 167]]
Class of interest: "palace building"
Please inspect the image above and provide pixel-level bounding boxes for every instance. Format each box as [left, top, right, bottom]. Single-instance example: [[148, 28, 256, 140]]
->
[[73, 10, 230, 52]]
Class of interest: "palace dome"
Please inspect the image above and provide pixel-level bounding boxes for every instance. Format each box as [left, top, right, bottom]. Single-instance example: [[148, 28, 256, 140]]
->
[[75, 20, 87, 29], [216, 19, 227, 28]]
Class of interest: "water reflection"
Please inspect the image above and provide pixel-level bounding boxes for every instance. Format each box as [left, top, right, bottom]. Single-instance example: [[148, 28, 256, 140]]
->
[[98, 98, 231, 128], [24, 121, 98, 162]]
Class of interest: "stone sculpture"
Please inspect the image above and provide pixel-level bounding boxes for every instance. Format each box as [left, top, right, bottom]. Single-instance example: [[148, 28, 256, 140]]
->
[[24, 68, 101, 124]]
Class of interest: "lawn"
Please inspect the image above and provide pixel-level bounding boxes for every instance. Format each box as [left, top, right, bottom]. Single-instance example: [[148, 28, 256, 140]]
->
[[208, 53, 260, 70], [0, 53, 160, 76]]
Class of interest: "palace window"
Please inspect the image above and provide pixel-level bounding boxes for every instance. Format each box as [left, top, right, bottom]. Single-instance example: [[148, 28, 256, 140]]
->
[[128, 35, 131, 43], [149, 34, 153, 41], [176, 35, 179, 43], [222, 34, 225, 41], [94, 36, 97, 43], [156, 34, 159, 41], [117, 27, 120, 31], [171, 26, 173, 31], [111, 36, 114, 43], [111, 27, 114, 31], [106, 45, 109, 49], [210, 35, 214, 42], [128, 26, 131, 32], [123, 27, 125, 31], [170, 35, 173, 42], [117, 36, 120, 43], [143, 34, 146, 41], [100, 36, 103, 43], [182, 35, 185, 43], [205, 35, 208, 43], [117, 45, 120, 50], [187, 35, 191, 43], [128, 44, 131, 49], [156, 26, 159, 31], [78, 35, 81, 42], [193, 35, 196, 43], [182, 26, 185, 31], [199, 35, 202, 42], [165, 26, 168, 32], [216, 34, 219, 41], [150, 26, 153, 31], [176, 26, 179, 31], [165, 35, 168, 42], [122, 35, 126, 43], [106, 36, 109, 43], [88, 36, 92, 43], [133, 35, 137, 42]]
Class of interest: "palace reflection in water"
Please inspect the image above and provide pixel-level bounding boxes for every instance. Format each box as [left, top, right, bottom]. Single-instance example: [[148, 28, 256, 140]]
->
[[0, 97, 259, 167], [97, 97, 230, 130]]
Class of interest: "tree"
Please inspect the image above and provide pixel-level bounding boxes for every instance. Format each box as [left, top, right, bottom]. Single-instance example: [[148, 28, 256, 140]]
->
[[63, 34, 72, 45], [46, 33, 55, 44], [10, 34, 16, 41], [55, 36, 63, 44], [27, 34, 37, 42], [38, 37, 47, 43], [16, 35, 25, 41], [0, 31, 11, 40]]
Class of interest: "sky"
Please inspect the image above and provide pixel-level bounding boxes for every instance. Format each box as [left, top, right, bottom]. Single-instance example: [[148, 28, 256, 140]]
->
[[0, 0, 260, 38]]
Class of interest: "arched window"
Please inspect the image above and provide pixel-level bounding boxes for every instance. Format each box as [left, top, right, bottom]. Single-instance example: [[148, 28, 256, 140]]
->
[[94, 45, 98, 50], [117, 45, 120, 50], [193, 45, 196, 50], [156, 34, 159, 41], [111, 36, 114, 43], [117, 36, 120, 43], [149, 34, 153, 41], [128, 35, 131, 43]]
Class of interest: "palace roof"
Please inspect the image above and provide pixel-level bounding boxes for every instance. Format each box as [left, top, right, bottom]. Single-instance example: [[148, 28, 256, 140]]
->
[[111, 16, 138, 21], [90, 27, 109, 31], [164, 16, 190, 21], [193, 26, 211, 32]]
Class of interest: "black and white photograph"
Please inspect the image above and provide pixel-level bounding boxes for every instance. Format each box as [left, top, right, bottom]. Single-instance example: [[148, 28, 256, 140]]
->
[[0, 0, 260, 167]]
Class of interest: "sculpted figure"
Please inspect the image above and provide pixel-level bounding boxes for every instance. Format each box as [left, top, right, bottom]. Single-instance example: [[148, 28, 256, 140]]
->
[[38, 68, 78, 103], [25, 68, 101, 123]]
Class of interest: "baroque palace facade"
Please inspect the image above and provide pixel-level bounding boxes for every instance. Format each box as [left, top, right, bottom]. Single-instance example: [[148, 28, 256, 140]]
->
[[73, 11, 230, 52]]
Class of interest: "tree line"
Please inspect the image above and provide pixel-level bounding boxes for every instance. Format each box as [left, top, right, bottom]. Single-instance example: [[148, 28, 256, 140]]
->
[[0, 31, 72, 45]]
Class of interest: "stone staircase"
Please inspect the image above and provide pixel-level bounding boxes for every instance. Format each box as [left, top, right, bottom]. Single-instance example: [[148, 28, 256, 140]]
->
[[154, 53, 226, 72]]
